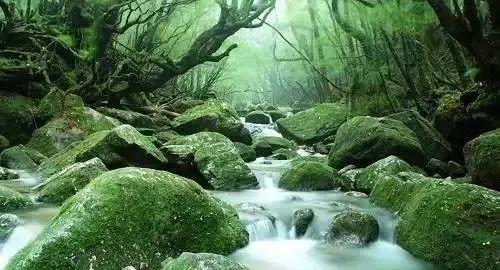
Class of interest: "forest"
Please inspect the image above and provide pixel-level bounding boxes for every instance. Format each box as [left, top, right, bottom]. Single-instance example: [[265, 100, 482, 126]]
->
[[0, 0, 498, 269]]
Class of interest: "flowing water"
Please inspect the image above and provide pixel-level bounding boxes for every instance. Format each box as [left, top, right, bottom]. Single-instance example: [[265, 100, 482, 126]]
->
[[0, 122, 432, 269]]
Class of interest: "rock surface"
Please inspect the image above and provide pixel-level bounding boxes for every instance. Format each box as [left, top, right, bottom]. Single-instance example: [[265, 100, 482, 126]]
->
[[245, 111, 271, 124], [463, 129, 500, 190], [279, 161, 344, 191], [97, 107, 154, 128], [0, 92, 37, 145], [233, 142, 257, 162], [293, 208, 315, 237], [0, 213, 19, 240], [325, 211, 379, 247], [0, 145, 40, 170], [0, 185, 32, 212], [162, 252, 249, 270]]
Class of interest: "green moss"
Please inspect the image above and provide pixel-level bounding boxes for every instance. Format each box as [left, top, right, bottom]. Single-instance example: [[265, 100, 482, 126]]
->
[[162, 253, 249, 270], [37, 158, 108, 204], [0, 214, 19, 240], [233, 142, 256, 162], [463, 129, 500, 190], [269, 148, 299, 160], [276, 103, 348, 145], [0, 92, 37, 144], [96, 107, 154, 128], [253, 136, 298, 152], [370, 172, 500, 269], [38, 125, 167, 178], [325, 211, 379, 247], [27, 107, 120, 157], [245, 111, 271, 124], [6, 167, 248, 270], [279, 161, 343, 191], [290, 155, 328, 165], [154, 130, 182, 145], [251, 140, 273, 157], [0, 146, 38, 170], [0, 185, 33, 212], [328, 116, 425, 169], [266, 110, 288, 122]]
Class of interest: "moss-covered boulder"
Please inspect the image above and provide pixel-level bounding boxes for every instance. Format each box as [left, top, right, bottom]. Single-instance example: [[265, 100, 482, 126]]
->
[[370, 172, 499, 270], [0, 92, 37, 145], [390, 110, 452, 161], [290, 155, 328, 165], [162, 253, 249, 270], [0, 213, 19, 240], [6, 168, 249, 270], [279, 161, 343, 191], [328, 116, 425, 169], [96, 107, 154, 128], [0, 145, 38, 170], [0, 167, 19, 180], [463, 129, 500, 190], [293, 208, 315, 237], [268, 148, 299, 160], [251, 140, 273, 157], [0, 135, 9, 151], [27, 107, 120, 157], [325, 211, 379, 247], [37, 158, 108, 204], [276, 103, 348, 145], [433, 93, 466, 144], [162, 132, 258, 190], [245, 111, 271, 124], [356, 156, 423, 194], [37, 88, 85, 120], [0, 185, 32, 212], [254, 136, 297, 152], [38, 125, 166, 178], [155, 130, 182, 145], [233, 142, 256, 162], [172, 101, 250, 143]]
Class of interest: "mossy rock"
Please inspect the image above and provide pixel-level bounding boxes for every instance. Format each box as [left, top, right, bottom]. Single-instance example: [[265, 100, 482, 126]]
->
[[276, 103, 348, 145], [0, 92, 37, 145], [290, 155, 328, 165], [0, 145, 39, 170], [268, 148, 299, 160], [27, 107, 120, 157], [0, 185, 32, 212], [38, 125, 167, 178], [6, 167, 249, 270], [251, 140, 273, 157], [266, 110, 288, 122], [172, 101, 249, 143], [0, 213, 19, 240], [96, 107, 154, 128], [325, 211, 379, 247], [433, 93, 466, 143], [279, 161, 344, 191], [0, 135, 9, 151], [370, 172, 500, 270], [37, 88, 85, 121], [37, 158, 108, 204], [356, 156, 423, 194], [390, 110, 451, 161], [253, 136, 297, 152], [463, 129, 500, 190], [328, 116, 425, 169], [233, 142, 256, 162], [245, 111, 271, 124], [162, 252, 249, 270], [293, 208, 315, 237], [155, 130, 182, 145], [0, 167, 19, 180]]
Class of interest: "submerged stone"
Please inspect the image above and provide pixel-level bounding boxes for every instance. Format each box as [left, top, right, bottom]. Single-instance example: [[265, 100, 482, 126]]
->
[[6, 168, 249, 270], [328, 116, 425, 169]]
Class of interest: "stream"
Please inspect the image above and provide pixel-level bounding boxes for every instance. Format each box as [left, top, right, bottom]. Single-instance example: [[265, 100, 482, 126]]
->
[[0, 121, 433, 269]]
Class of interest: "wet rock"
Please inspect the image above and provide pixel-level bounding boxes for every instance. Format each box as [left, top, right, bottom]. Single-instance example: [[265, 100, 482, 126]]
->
[[345, 191, 368, 198], [38, 125, 166, 178], [268, 148, 299, 160], [0, 185, 32, 212], [233, 142, 257, 162], [267, 110, 287, 122], [426, 158, 451, 177], [0, 92, 37, 145], [370, 171, 499, 270], [463, 129, 500, 190], [162, 252, 249, 270], [0, 135, 9, 151], [37, 158, 108, 204], [6, 168, 249, 270], [0, 145, 39, 170], [339, 168, 364, 191], [172, 101, 249, 143], [356, 156, 423, 194], [325, 211, 379, 247], [276, 103, 348, 145], [245, 110, 271, 124], [27, 107, 120, 157], [328, 116, 425, 169], [96, 107, 154, 128], [447, 161, 465, 177], [0, 167, 19, 180], [0, 213, 20, 240], [253, 136, 297, 153], [279, 161, 344, 191], [252, 140, 273, 157], [293, 208, 315, 237], [389, 110, 452, 161]]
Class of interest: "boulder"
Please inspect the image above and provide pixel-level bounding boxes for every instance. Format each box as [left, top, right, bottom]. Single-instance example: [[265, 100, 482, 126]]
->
[[356, 156, 423, 194], [37, 158, 108, 204], [172, 101, 250, 143], [0, 145, 38, 170], [325, 211, 379, 247], [426, 158, 451, 177], [253, 136, 297, 152], [390, 110, 451, 161], [339, 168, 364, 191], [6, 168, 249, 270], [328, 116, 425, 169], [38, 125, 166, 178], [96, 107, 154, 128], [293, 208, 315, 237], [276, 103, 348, 145], [154, 130, 182, 145], [252, 140, 273, 157], [268, 148, 299, 160], [0, 92, 37, 144], [245, 111, 271, 124], [266, 110, 287, 122], [27, 107, 120, 157], [37, 88, 84, 120], [279, 161, 344, 191], [370, 172, 499, 270], [0, 135, 9, 151], [162, 253, 249, 270], [0, 167, 19, 180], [463, 129, 500, 190], [233, 142, 256, 162], [0, 213, 19, 240], [0, 185, 32, 212], [447, 161, 465, 177], [290, 155, 328, 165]]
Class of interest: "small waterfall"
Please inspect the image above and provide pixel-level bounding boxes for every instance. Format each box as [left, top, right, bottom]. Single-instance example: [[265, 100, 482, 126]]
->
[[246, 219, 288, 241]]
